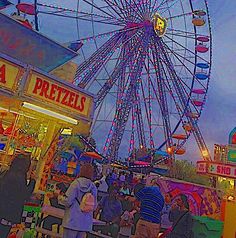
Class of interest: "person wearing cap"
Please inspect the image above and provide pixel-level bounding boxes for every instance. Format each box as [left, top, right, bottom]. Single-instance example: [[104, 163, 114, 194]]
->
[[167, 194, 193, 238], [94, 186, 123, 238], [134, 178, 164, 238]]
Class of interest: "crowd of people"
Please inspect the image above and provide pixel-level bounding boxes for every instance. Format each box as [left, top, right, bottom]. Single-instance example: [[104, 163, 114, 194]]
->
[[0, 155, 194, 238]]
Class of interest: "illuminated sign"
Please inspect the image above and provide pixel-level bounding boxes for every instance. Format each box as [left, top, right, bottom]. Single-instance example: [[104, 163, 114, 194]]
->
[[0, 58, 24, 92], [196, 161, 208, 174], [23, 72, 94, 119], [0, 12, 77, 72], [153, 13, 167, 37], [197, 161, 236, 179], [208, 162, 236, 179], [228, 128, 236, 162]]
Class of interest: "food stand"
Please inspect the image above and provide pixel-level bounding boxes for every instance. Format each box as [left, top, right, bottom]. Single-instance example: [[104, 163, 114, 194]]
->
[[0, 53, 94, 192]]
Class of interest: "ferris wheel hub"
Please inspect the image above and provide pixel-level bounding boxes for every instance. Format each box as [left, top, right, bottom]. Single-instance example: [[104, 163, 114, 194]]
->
[[153, 13, 167, 37]]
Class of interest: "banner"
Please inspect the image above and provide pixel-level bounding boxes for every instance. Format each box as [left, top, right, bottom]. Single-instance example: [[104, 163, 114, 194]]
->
[[24, 71, 94, 119], [197, 161, 236, 179], [208, 162, 236, 179], [0, 12, 77, 72], [0, 57, 23, 92], [148, 175, 222, 219]]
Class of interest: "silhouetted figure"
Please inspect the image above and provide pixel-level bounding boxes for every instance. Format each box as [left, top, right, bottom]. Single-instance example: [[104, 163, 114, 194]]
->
[[167, 194, 193, 238], [0, 154, 36, 238]]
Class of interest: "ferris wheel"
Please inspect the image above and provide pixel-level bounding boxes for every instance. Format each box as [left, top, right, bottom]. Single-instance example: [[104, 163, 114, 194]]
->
[[7, 0, 212, 161]]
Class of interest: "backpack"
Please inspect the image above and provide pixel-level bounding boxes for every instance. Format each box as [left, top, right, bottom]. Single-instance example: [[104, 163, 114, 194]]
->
[[77, 192, 95, 213]]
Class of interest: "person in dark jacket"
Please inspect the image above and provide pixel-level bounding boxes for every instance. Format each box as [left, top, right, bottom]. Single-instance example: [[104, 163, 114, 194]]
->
[[0, 154, 36, 238], [167, 194, 193, 238]]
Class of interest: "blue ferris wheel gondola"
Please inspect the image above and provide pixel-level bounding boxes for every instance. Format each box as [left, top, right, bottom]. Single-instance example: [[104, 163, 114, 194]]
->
[[195, 72, 209, 80], [196, 63, 209, 69], [155, 150, 170, 157]]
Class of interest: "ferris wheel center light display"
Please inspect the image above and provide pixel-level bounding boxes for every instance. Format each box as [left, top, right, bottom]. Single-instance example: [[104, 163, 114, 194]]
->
[[153, 13, 167, 37]]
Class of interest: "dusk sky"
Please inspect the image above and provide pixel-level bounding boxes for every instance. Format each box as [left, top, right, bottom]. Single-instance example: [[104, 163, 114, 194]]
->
[[185, 0, 236, 162], [3, 0, 236, 162]]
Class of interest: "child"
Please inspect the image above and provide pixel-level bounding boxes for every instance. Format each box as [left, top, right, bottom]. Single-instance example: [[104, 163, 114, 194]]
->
[[119, 201, 136, 238]]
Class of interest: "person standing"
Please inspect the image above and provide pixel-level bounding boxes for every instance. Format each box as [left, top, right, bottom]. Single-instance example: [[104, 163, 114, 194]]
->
[[120, 183, 130, 196], [119, 201, 136, 238], [94, 187, 123, 238], [59, 164, 97, 238], [119, 171, 126, 183], [167, 194, 193, 238], [0, 154, 36, 238], [161, 193, 173, 231], [134, 178, 164, 238]]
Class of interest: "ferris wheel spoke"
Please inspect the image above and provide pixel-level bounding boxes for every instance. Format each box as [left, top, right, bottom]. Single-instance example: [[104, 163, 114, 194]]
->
[[140, 78, 153, 148], [157, 41, 191, 111], [95, 30, 145, 107], [140, 72, 151, 129], [160, 0, 181, 15], [165, 32, 196, 40], [104, 31, 151, 158], [146, 56, 179, 139], [124, 0, 143, 21], [135, 93, 147, 148], [158, 53, 201, 115], [113, 0, 137, 20], [75, 38, 124, 87], [148, 50, 187, 122], [166, 11, 193, 20], [74, 32, 127, 82], [75, 27, 144, 82], [150, 41, 174, 148], [92, 102, 117, 134], [139, 0, 151, 14], [148, 71, 177, 150], [166, 28, 203, 36], [162, 40, 196, 66], [74, 35, 117, 80], [130, 0, 144, 15], [164, 34, 210, 64], [38, 10, 125, 26], [119, 0, 132, 20], [145, 57, 155, 148], [81, 0, 118, 19], [101, 0, 129, 21], [161, 40, 207, 90], [155, 55, 192, 151], [129, 0, 146, 19], [120, 0, 144, 21], [153, 0, 172, 11], [95, 51, 130, 108], [37, 3, 124, 22], [79, 45, 121, 88], [157, 55, 193, 98]]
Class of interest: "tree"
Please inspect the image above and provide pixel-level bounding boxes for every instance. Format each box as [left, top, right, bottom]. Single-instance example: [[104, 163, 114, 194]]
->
[[168, 159, 211, 186]]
